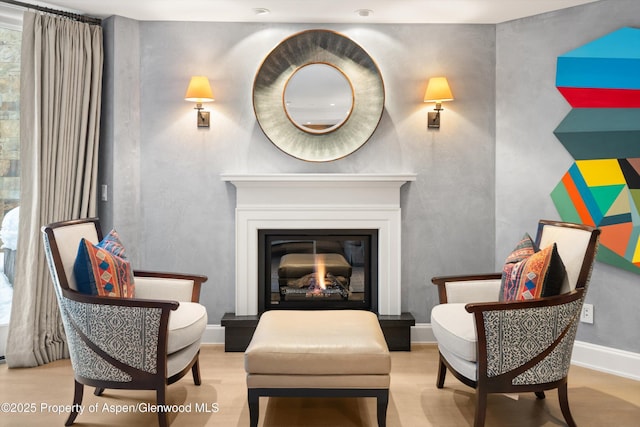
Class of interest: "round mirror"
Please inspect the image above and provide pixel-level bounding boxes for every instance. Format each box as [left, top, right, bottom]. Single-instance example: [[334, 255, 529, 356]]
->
[[284, 63, 354, 134], [253, 30, 385, 162]]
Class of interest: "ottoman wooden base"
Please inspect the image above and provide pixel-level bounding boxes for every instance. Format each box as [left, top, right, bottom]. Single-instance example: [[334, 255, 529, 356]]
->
[[245, 310, 391, 427], [248, 388, 389, 427]]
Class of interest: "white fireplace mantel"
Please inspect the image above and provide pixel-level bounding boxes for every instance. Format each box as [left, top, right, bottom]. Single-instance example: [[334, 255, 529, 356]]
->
[[222, 173, 416, 316]]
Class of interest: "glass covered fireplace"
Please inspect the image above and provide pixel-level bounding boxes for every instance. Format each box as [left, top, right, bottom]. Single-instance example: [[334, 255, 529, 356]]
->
[[258, 229, 378, 312]]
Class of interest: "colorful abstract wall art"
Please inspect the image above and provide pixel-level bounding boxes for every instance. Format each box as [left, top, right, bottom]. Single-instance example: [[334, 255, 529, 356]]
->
[[552, 27, 640, 274]]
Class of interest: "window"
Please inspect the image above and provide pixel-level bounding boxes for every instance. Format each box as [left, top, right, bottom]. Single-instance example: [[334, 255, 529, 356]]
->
[[0, 24, 20, 347]]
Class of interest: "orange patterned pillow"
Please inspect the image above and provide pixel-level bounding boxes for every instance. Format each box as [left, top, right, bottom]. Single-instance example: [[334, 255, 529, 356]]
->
[[500, 243, 566, 301], [74, 238, 135, 298]]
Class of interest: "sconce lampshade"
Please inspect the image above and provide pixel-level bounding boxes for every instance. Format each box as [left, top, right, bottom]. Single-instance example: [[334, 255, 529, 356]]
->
[[185, 76, 214, 103], [424, 77, 454, 103]]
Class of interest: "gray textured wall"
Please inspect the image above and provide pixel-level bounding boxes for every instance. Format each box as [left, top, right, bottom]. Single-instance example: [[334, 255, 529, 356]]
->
[[100, 16, 142, 261], [101, 2, 640, 354], [100, 20, 496, 325], [496, 0, 640, 353]]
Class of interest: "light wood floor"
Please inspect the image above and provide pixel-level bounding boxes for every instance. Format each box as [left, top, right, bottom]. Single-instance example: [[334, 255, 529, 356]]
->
[[0, 344, 638, 426]]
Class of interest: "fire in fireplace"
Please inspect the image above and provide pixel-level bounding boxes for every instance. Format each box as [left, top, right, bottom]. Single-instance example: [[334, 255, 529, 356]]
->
[[258, 229, 378, 312]]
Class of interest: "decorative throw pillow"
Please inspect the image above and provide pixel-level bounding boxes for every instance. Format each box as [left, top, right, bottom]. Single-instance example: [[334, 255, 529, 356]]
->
[[500, 243, 566, 301], [97, 229, 127, 259], [499, 233, 537, 301], [74, 237, 135, 298], [505, 233, 537, 264]]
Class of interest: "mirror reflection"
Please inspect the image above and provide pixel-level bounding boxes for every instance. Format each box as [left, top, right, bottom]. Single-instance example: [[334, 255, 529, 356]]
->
[[284, 63, 354, 134]]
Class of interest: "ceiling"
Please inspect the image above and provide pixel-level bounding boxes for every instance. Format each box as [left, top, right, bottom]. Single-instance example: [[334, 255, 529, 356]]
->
[[23, 0, 599, 24]]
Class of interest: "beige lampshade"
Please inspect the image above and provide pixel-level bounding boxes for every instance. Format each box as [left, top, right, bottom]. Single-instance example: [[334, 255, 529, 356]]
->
[[424, 77, 454, 103], [185, 76, 214, 103]]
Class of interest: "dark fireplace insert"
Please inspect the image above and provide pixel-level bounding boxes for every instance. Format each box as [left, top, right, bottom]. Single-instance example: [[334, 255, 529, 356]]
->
[[258, 229, 378, 312]]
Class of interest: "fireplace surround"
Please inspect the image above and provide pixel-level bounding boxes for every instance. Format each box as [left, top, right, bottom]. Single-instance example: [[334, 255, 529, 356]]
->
[[221, 173, 416, 350]]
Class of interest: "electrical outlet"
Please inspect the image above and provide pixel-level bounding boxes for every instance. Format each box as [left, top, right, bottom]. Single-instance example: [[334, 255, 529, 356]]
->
[[101, 184, 108, 202], [580, 303, 594, 324]]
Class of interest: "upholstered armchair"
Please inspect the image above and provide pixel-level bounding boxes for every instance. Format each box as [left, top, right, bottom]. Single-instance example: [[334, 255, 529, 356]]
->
[[431, 220, 600, 427], [42, 218, 208, 427]]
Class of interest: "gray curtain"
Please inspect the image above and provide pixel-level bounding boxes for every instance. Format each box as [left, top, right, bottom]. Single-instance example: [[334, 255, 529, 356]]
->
[[6, 11, 103, 367]]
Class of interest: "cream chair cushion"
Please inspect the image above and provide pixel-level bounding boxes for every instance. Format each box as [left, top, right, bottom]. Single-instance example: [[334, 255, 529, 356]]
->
[[431, 303, 477, 362], [134, 276, 196, 302], [51, 222, 100, 291], [435, 277, 499, 380], [167, 340, 201, 378], [134, 277, 207, 354], [432, 302, 480, 380], [167, 302, 207, 354], [444, 279, 501, 304], [439, 344, 478, 381], [538, 224, 594, 293]]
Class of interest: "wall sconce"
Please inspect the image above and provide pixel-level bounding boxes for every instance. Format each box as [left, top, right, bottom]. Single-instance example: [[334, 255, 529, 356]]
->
[[185, 76, 214, 127], [424, 77, 454, 129]]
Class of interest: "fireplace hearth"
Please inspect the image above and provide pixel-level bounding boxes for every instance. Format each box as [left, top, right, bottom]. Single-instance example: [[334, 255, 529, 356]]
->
[[258, 229, 378, 312]]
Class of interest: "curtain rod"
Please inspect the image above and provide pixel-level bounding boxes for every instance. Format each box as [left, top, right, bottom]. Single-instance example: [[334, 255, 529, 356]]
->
[[0, 0, 101, 25]]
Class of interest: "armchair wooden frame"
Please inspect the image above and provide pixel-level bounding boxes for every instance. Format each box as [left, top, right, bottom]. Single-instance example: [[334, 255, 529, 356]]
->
[[432, 220, 600, 427], [42, 218, 208, 427]]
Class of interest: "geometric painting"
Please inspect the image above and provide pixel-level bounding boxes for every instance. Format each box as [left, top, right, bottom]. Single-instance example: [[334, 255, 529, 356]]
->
[[552, 27, 640, 274]]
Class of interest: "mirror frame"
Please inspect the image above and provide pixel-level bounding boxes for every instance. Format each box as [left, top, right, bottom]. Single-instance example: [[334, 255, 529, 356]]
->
[[253, 29, 385, 162]]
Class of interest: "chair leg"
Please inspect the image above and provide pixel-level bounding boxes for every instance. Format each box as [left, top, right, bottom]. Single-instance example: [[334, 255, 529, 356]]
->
[[436, 356, 447, 388], [157, 385, 168, 427], [65, 380, 84, 426], [94, 387, 105, 396], [377, 390, 389, 427], [248, 389, 259, 427], [474, 390, 487, 427], [558, 382, 577, 427], [192, 357, 202, 386], [535, 391, 545, 399]]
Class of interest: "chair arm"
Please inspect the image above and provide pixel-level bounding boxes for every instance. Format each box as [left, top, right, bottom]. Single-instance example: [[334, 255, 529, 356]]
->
[[60, 290, 178, 381], [464, 291, 584, 383], [62, 287, 180, 310], [431, 273, 502, 304], [134, 270, 208, 303]]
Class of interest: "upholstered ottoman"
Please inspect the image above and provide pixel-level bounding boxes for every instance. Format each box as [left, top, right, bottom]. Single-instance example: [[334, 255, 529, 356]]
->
[[245, 310, 391, 427]]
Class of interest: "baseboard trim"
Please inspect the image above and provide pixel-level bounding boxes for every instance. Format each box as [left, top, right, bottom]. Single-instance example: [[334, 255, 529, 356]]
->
[[410, 322, 436, 343], [207, 323, 640, 380], [203, 324, 226, 344], [572, 340, 640, 381]]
